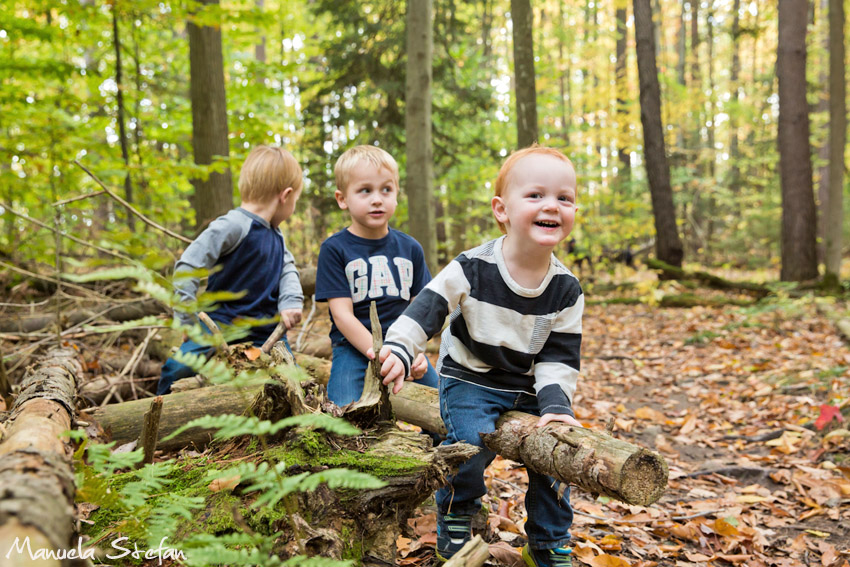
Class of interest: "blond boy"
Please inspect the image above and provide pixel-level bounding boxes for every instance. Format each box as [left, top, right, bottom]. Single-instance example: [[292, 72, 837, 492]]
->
[[157, 145, 304, 395], [376, 146, 584, 566], [315, 145, 438, 407]]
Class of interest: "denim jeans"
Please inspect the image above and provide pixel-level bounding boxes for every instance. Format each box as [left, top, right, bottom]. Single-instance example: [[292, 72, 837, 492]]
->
[[157, 331, 291, 395], [436, 377, 573, 550], [327, 340, 440, 406]]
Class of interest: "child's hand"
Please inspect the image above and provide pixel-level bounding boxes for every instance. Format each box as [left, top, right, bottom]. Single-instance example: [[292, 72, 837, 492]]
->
[[536, 413, 582, 428], [368, 345, 407, 394], [280, 308, 302, 330], [410, 353, 428, 380]]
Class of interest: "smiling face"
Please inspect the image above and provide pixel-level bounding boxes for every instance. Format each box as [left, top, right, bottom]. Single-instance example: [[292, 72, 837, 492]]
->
[[335, 161, 399, 239], [491, 153, 577, 252]]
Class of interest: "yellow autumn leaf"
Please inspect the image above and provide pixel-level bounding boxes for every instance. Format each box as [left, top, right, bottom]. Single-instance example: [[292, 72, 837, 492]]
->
[[588, 554, 631, 567], [736, 495, 768, 504], [804, 530, 831, 538], [714, 518, 740, 537]]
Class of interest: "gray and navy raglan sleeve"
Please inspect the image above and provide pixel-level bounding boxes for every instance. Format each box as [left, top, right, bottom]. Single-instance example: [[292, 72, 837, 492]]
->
[[172, 210, 248, 326], [533, 279, 584, 417], [277, 237, 303, 312], [383, 257, 471, 377]]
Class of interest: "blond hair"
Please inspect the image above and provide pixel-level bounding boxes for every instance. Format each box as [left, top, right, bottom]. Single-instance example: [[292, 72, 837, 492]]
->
[[493, 145, 574, 233], [238, 145, 302, 203], [334, 145, 399, 193]]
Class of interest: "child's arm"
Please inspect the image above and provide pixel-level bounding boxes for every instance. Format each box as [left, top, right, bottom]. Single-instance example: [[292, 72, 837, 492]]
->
[[172, 214, 245, 326], [327, 297, 374, 355], [533, 280, 584, 427], [378, 258, 470, 391], [278, 246, 303, 329]]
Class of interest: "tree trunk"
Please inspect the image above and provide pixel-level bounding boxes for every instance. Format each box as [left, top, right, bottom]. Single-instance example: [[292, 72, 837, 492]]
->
[[89, 381, 668, 506], [0, 348, 80, 564], [405, 0, 437, 274], [615, 1, 630, 180], [823, 0, 845, 286], [633, 0, 685, 267], [728, 0, 741, 195], [777, 0, 818, 282], [111, 4, 135, 232], [188, 0, 233, 230], [511, 0, 538, 148]]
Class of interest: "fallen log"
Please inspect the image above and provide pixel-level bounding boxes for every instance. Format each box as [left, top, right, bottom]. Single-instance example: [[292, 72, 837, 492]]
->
[[88, 380, 667, 505], [646, 258, 770, 297], [0, 347, 81, 565]]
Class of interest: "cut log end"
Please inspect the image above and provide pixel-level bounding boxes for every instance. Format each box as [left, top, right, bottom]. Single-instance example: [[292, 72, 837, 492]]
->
[[619, 449, 669, 506]]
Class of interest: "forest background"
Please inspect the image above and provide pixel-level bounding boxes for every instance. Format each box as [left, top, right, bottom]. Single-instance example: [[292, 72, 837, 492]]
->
[[1, 0, 847, 286]]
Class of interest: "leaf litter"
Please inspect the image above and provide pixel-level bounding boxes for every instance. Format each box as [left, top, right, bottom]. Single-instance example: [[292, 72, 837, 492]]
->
[[399, 297, 850, 566]]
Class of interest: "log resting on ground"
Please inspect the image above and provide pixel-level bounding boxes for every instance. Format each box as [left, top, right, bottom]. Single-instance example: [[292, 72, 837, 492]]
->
[[0, 347, 80, 565], [88, 380, 667, 505]]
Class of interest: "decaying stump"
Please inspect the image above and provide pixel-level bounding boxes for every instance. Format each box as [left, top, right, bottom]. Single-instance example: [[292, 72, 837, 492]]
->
[[0, 347, 80, 565]]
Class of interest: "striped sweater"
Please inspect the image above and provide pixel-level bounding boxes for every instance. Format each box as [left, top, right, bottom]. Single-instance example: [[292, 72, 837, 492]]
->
[[384, 236, 584, 416]]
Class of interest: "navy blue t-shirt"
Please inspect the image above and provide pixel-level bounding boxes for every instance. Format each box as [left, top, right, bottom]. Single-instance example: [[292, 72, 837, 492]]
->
[[316, 228, 432, 344]]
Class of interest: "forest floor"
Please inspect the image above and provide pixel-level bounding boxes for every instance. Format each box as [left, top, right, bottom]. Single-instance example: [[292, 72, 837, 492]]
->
[[388, 283, 850, 567], [2, 267, 850, 566]]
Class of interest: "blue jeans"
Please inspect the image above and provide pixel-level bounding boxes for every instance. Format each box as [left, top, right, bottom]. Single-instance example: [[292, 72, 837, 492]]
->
[[157, 332, 291, 395], [327, 340, 440, 406], [436, 378, 573, 550]]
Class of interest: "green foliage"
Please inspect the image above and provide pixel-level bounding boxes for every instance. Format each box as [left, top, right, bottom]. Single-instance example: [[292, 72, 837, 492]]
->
[[162, 412, 361, 443]]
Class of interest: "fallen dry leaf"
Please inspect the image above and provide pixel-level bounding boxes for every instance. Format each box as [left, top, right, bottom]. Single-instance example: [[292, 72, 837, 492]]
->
[[488, 542, 524, 567], [208, 474, 241, 492]]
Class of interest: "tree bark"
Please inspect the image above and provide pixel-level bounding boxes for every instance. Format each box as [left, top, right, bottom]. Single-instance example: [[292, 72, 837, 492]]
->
[[405, 0, 437, 274], [0, 348, 80, 564], [633, 0, 685, 267], [112, 3, 135, 232], [822, 0, 845, 286], [615, 1, 630, 179], [777, 0, 818, 282], [728, 0, 741, 196], [89, 381, 668, 506], [188, 0, 233, 230], [511, 0, 538, 148]]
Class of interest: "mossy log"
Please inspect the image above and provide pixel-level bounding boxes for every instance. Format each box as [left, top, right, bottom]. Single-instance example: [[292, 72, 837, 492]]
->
[[89, 379, 667, 505], [0, 347, 80, 566], [646, 258, 770, 297]]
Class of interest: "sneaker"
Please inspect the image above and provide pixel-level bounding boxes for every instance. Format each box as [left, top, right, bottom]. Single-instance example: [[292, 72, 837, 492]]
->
[[435, 512, 473, 561], [522, 545, 573, 567]]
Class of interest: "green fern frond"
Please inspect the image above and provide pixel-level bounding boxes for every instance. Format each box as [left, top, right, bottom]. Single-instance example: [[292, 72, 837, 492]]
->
[[135, 280, 180, 305], [282, 557, 355, 567], [63, 266, 153, 283], [82, 315, 164, 334], [172, 350, 234, 382], [296, 468, 386, 493]]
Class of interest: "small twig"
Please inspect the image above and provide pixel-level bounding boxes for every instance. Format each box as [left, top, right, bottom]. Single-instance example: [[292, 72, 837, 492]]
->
[[52, 190, 106, 206], [261, 321, 287, 354], [574, 508, 720, 524], [0, 260, 110, 299], [0, 202, 133, 261], [295, 294, 317, 352], [198, 312, 228, 352], [73, 160, 192, 244], [137, 396, 163, 467]]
